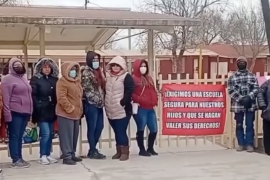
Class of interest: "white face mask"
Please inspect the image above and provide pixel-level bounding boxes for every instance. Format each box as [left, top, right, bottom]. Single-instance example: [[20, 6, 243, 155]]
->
[[140, 67, 147, 74]]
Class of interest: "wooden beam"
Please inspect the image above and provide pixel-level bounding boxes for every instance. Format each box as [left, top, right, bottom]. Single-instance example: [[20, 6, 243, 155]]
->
[[0, 41, 93, 47]]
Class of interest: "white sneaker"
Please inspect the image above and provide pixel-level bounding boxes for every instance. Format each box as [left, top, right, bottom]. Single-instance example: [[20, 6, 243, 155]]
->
[[47, 156, 58, 163], [39, 155, 50, 165]]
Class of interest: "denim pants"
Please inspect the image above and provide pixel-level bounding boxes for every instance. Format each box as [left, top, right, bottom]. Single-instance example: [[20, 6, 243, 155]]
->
[[133, 107, 158, 133], [7, 111, 30, 163], [84, 103, 104, 152], [234, 111, 255, 146], [38, 122, 53, 157], [109, 115, 131, 146]]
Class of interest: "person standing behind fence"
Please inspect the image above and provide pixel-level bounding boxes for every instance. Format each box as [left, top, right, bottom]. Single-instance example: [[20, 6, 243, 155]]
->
[[56, 62, 83, 165], [132, 59, 158, 156], [81, 51, 106, 159], [228, 56, 259, 152], [1, 57, 32, 168], [30, 58, 59, 165], [256, 79, 270, 155], [105, 56, 134, 161]]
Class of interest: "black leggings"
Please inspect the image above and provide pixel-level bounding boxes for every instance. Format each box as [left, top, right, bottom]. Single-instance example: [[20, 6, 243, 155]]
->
[[263, 120, 270, 155]]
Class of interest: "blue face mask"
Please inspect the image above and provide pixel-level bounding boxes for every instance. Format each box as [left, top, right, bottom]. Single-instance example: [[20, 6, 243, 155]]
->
[[92, 61, 99, 69], [69, 70, 77, 78]]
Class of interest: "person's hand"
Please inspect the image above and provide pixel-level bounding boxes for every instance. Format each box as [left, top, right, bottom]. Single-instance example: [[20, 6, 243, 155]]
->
[[261, 106, 267, 111], [240, 96, 252, 108]]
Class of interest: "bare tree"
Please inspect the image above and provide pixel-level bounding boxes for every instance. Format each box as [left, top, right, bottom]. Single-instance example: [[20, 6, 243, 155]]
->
[[0, 0, 29, 6], [134, 0, 228, 73], [220, 5, 267, 71]]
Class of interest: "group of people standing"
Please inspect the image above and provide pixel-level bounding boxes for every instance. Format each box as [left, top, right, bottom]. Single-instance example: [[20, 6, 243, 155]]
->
[[228, 56, 270, 155], [0, 51, 159, 169]]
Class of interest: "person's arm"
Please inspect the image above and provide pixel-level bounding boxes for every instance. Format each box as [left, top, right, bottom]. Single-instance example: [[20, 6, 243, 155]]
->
[[1, 77, 14, 121], [248, 75, 259, 100], [0, 85, 3, 122], [29, 76, 40, 110], [257, 80, 269, 109], [228, 75, 244, 102], [121, 74, 134, 106], [56, 80, 75, 114]]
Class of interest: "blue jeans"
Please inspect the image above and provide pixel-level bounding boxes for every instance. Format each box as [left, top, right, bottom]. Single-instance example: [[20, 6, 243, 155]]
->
[[7, 111, 30, 163], [85, 103, 104, 152], [234, 111, 255, 146], [109, 115, 131, 146], [38, 122, 53, 157], [133, 107, 158, 133]]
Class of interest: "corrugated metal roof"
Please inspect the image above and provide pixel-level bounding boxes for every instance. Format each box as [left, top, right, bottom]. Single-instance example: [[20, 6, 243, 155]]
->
[[0, 6, 200, 26]]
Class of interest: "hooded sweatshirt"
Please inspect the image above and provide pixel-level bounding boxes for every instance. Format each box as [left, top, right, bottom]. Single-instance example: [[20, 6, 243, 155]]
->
[[55, 62, 83, 120], [30, 58, 59, 123], [105, 56, 134, 120], [81, 51, 105, 108], [132, 59, 158, 109], [1, 58, 33, 122]]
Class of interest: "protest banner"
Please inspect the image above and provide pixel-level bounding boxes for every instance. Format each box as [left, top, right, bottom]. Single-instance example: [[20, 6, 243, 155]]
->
[[162, 84, 226, 136]]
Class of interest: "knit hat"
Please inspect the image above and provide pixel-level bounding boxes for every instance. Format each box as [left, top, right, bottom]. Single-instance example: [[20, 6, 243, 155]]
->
[[236, 56, 248, 63]]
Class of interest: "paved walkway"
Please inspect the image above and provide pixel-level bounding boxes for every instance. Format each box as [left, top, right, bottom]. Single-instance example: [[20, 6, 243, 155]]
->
[[1, 147, 269, 180]]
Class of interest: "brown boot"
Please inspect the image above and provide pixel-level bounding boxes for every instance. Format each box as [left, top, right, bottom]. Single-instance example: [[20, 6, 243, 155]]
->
[[119, 146, 129, 161], [112, 146, 121, 159]]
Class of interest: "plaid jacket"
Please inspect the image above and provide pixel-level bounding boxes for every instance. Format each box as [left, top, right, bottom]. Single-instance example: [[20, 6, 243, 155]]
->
[[228, 70, 259, 113]]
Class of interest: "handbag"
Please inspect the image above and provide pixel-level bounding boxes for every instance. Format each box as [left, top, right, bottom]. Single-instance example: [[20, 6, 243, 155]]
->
[[132, 86, 145, 114], [23, 121, 39, 144]]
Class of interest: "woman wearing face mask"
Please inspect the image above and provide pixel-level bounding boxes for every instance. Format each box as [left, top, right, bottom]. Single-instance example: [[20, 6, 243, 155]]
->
[[132, 59, 158, 157], [81, 51, 106, 159], [105, 56, 134, 161], [56, 62, 83, 165], [30, 58, 59, 165], [1, 58, 33, 168]]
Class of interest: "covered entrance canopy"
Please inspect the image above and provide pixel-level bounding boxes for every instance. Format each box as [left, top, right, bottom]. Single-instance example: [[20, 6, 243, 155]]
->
[[0, 5, 200, 77]]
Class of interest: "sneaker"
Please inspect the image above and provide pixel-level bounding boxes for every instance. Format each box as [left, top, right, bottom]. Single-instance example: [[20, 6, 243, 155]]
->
[[88, 151, 106, 159], [11, 159, 30, 168], [39, 155, 50, 165], [236, 145, 245, 152], [72, 156, 82, 162], [47, 156, 58, 163], [246, 146, 254, 153], [63, 159, 76, 165]]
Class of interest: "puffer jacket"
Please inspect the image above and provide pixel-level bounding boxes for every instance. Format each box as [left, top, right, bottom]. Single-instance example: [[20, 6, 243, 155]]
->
[[105, 56, 134, 120], [257, 79, 270, 109]]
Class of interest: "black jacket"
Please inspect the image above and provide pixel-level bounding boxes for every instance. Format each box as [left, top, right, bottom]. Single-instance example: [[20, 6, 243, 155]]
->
[[120, 74, 134, 116], [30, 58, 59, 123], [257, 79, 270, 109], [30, 75, 58, 123]]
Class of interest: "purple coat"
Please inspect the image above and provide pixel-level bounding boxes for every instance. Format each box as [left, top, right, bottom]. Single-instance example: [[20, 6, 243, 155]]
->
[[1, 58, 33, 122]]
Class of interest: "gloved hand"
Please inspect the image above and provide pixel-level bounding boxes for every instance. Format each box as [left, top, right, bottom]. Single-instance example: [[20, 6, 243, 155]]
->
[[240, 96, 252, 108]]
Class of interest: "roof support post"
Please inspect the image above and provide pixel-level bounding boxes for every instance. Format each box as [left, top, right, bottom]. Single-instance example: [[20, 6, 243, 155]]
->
[[23, 45, 29, 79], [39, 26, 45, 57], [147, 29, 154, 77]]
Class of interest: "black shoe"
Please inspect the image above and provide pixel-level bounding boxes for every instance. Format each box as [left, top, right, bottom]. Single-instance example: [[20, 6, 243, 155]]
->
[[88, 151, 106, 159], [63, 159, 76, 165], [139, 150, 151, 156], [72, 156, 82, 162], [147, 132, 158, 156], [147, 148, 158, 156], [136, 131, 151, 157]]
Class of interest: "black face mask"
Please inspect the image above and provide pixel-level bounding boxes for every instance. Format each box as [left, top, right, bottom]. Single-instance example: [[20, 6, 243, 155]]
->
[[237, 62, 247, 71], [13, 66, 26, 74]]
